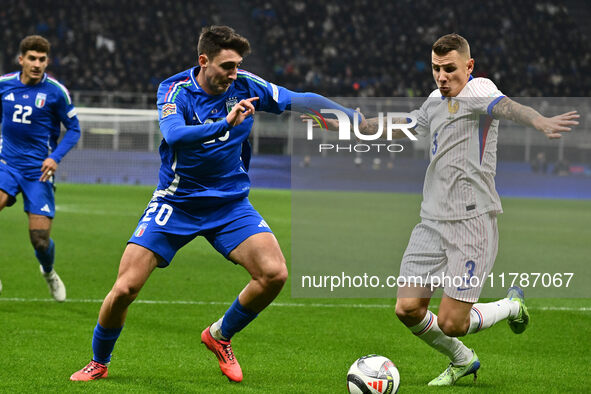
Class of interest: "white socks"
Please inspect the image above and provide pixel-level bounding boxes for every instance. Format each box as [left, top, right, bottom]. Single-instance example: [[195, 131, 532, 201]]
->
[[407, 299, 519, 365], [410, 310, 473, 366], [467, 299, 519, 334], [209, 317, 228, 341]]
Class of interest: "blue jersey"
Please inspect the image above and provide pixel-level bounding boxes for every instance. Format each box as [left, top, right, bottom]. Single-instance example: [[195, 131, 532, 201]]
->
[[155, 66, 356, 204], [0, 72, 81, 179]]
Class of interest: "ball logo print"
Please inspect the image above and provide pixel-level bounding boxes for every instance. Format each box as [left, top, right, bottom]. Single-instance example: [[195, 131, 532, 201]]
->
[[347, 355, 400, 393]]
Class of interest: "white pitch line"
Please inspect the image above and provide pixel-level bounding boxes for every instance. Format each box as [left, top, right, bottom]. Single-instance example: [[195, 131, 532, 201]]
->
[[0, 298, 590, 312], [55, 205, 140, 217]]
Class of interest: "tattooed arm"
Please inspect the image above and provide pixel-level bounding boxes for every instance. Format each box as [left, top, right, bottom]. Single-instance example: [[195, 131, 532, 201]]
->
[[491, 97, 579, 139], [360, 116, 417, 140]]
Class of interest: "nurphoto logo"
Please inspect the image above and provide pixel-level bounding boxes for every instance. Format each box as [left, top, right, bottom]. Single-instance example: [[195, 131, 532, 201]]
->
[[304, 109, 417, 153]]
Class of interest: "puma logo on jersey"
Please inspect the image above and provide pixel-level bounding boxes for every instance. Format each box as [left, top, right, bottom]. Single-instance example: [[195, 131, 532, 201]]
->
[[40, 204, 51, 213]]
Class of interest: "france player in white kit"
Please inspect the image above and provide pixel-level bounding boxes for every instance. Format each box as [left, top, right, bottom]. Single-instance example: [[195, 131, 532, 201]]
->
[[71, 26, 359, 382], [0, 36, 80, 302], [359, 33, 578, 386]]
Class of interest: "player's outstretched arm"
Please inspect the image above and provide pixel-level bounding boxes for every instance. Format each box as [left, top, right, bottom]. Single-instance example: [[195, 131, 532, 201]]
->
[[300, 109, 366, 132], [158, 97, 258, 147], [492, 97, 579, 139], [42, 90, 82, 181], [360, 115, 416, 140]]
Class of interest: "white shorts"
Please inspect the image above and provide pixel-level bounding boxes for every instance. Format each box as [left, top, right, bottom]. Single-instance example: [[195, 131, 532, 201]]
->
[[398, 213, 498, 303]]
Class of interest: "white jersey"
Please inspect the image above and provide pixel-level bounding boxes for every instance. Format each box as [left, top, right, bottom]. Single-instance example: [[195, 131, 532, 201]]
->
[[411, 77, 505, 220]]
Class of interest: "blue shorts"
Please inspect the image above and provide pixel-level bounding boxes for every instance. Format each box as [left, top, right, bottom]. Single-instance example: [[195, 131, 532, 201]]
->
[[128, 196, 273, 267], [0, 161, 55, 217]]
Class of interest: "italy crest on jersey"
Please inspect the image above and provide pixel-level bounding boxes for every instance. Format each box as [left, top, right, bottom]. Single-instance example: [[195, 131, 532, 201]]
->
[[35, 93, 47, 108], [135, 222, 148, 237], [226, 97, 238, 113]]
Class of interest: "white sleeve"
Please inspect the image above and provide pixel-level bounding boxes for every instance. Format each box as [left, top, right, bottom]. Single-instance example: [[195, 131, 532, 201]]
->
[[467, 78, 505, 116], [409, 98, 432, 137]]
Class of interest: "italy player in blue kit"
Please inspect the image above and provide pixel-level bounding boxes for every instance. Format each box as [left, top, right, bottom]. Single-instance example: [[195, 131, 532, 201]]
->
[[71, 26, 359, 382], [0, 36, 80, 302]]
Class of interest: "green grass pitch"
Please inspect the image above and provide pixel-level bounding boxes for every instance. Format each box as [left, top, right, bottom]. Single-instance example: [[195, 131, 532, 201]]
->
[[0, 184, 590, 393]]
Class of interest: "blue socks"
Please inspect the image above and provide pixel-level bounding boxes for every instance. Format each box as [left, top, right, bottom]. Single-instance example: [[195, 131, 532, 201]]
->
[[35, 239, 55, 273], [90, 299, 255, 364], [220, 297, 258, 340], [92, 323, 123, 365]]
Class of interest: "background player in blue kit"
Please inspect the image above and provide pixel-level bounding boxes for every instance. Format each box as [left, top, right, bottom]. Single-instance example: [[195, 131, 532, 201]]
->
[[0, 35, 81, 302], [70, 25, 359, 382]]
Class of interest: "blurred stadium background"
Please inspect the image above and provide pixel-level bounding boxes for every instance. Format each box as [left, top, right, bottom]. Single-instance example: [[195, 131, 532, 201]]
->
[[1, 0, 590, 194]]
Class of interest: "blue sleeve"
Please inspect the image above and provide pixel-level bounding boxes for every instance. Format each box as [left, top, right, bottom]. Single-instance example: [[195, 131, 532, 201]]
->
[[49, 92, 81, 163], [157, 84, 231, 147], [286, 91, 357, 120], [239, 71, 357, 120]]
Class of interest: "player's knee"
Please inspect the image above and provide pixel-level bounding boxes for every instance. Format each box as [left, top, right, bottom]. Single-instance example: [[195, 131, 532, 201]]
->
[[111, 281, 141, 303], [0, 192, 9, 210], [273, 259, 289, 286], [395, 300, 427, 325], [437, 316, 469, 337], [29, 230, 50, 251], [259, 256, 288, 289]]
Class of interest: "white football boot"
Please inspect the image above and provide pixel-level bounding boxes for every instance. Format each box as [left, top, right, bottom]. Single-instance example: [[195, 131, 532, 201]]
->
[[40, 266, 66, 302]]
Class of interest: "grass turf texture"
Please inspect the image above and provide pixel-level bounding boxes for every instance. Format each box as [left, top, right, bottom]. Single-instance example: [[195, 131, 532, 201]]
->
[[0, 184, 589, 393]]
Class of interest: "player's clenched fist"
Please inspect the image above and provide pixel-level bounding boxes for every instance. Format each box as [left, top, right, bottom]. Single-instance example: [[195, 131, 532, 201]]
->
[[226, 97, 259, 127], [39, 157, 58, 182]]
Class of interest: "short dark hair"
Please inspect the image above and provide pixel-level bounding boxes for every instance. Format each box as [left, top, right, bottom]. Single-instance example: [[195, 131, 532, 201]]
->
[[19, 35, 51, 55], [432, 33, 470, 58], [197, 26, 250, 60]]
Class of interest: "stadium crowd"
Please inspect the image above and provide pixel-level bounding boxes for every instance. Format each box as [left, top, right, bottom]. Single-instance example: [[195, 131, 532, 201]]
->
[[1, 0, 589, 97], [0, 0, 220, 92], [250, 0, 591, 97]]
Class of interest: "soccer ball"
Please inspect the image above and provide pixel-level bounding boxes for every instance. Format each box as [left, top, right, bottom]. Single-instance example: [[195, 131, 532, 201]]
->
[[347, 355, 400, 394]]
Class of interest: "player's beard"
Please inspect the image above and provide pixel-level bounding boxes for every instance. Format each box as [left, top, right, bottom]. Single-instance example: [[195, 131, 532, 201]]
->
[[207, 77, 231, 94], [29, 70, 42, 80], [219, 79, 232, 92]]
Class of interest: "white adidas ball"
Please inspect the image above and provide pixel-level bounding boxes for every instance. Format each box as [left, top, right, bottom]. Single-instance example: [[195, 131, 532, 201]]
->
[[347, 355, 400, 394]]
